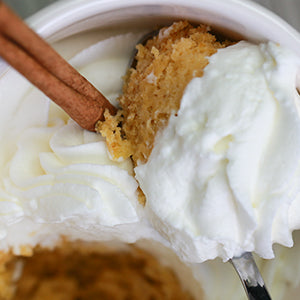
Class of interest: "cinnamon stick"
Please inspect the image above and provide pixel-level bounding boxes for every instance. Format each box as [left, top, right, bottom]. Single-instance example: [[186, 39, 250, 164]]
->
[[0, 1, 117, 131]]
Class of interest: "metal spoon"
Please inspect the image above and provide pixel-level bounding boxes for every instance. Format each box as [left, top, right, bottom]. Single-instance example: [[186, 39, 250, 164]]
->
[[231, 252, 272, 300]]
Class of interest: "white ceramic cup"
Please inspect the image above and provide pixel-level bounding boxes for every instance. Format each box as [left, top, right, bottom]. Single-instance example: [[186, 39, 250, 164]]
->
[[27, 0, 300, 50], [2, 0, 300, 78], [24, 0, 300, 88]]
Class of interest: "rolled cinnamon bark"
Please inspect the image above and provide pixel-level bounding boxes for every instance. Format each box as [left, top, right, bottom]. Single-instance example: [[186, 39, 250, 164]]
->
[[0, 2, 117, 131]]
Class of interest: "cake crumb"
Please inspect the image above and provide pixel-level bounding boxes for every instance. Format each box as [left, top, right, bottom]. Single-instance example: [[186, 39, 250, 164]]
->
[[11, 243, 194, 300], [97, 21, 230, 165]]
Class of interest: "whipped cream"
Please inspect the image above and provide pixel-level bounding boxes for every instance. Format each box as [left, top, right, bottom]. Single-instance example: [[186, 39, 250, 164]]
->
[[0, 32, 158, 253], [135, 41, 300, 262], [1, 28, 300, 300]]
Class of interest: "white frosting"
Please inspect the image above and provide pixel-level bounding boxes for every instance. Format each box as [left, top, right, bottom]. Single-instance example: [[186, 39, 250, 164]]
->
[[135, 41, 300, 262]]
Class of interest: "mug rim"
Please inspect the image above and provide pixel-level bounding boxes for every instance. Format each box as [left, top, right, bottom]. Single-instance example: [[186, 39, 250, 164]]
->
[[26, 0, 300, 55]]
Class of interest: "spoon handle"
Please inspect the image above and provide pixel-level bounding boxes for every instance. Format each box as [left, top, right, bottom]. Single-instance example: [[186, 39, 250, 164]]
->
[[231, 252, 272, 300]]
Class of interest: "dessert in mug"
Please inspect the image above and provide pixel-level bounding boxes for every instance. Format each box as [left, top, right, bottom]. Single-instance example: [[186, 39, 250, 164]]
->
[[0, 18, 300, 300]]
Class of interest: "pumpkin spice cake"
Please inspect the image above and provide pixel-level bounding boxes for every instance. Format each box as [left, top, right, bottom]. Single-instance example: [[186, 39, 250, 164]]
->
[[97, 21, 230, 166]]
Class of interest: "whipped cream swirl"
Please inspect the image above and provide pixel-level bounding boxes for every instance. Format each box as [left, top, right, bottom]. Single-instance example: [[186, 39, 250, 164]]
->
[[0, 33, 150, 253], [136, 41, 300, 262]]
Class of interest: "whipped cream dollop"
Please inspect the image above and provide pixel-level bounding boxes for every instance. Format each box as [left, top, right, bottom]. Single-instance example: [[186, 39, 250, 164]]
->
[[135, 41, 300, 262], [0, 33, 159, 254]]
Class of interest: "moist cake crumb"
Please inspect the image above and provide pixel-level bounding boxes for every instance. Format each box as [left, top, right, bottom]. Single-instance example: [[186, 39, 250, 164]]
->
[[9, 243, 194, 300], [97, 21, 230, 165]]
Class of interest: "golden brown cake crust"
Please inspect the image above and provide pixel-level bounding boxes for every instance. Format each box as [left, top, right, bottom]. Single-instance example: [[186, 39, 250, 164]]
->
[[10, 242, 194, 300], [97, 21, 229, 165]]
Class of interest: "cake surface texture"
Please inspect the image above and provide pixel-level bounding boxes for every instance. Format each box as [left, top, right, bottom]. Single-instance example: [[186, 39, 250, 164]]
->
[[97, 21, 229, 166]]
